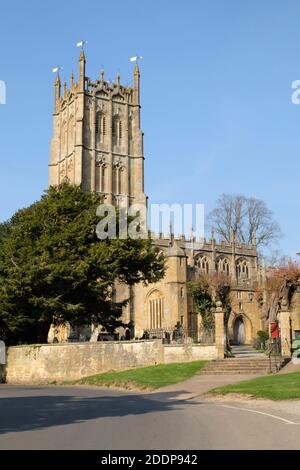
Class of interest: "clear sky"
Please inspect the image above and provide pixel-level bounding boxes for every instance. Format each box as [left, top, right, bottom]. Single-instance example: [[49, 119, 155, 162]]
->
[[0, 0, 299, 257]]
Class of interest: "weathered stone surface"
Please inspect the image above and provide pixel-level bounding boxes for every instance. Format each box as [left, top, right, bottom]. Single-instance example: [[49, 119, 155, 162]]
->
[[163, 344, 217, 363], [48, 53, 262, 346], [5, 340, 218, 384]]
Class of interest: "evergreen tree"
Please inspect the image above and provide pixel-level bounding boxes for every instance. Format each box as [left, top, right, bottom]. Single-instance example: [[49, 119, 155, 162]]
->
[[0, 184, 165, 344]]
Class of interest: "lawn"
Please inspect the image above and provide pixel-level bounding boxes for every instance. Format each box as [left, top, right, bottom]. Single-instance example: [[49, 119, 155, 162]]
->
[[70, 361, 207, 391], [210, 371, 300, 400]]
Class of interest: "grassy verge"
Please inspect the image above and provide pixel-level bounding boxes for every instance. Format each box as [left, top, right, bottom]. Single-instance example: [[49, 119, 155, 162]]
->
[[210, 371, 300, 400], [69, 361, 207, 391]]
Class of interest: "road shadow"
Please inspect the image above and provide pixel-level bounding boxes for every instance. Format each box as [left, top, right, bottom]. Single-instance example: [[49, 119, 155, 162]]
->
[[0, 388, 199, 435]]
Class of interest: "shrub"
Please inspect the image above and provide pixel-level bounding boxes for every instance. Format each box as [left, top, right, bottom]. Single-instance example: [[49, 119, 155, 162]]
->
[[254, 330, 269, 350]]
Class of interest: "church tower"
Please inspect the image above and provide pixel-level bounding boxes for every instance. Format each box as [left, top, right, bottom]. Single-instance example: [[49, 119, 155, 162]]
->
[[49, 51, 147, 207]]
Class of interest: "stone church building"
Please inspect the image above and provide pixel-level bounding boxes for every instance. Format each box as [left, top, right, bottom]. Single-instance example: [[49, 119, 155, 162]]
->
[[48, 51, 264, 345]]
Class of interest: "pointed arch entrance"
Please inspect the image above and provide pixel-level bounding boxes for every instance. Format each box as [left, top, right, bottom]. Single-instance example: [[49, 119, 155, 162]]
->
[[233, 316, 246, 344]]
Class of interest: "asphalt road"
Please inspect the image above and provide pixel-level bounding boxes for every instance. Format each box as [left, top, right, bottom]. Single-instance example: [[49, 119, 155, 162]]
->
[[0, 385, 300, 450]]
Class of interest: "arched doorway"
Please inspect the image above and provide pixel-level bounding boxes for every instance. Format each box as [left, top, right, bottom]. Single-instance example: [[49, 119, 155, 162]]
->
[[234, 316, 245, 344]]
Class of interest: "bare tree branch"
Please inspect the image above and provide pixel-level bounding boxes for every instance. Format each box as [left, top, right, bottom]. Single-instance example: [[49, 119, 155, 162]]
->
[[208, 193, 282, 248]]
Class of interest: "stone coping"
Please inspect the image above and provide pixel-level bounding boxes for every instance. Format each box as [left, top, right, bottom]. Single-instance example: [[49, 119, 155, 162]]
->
[[8, 339, 161, 349], [163, 343, 216, 348]]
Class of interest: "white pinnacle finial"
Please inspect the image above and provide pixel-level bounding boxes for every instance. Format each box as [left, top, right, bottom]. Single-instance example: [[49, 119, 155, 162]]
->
[[52, 66, 62, 75], [76, 40, 88, 50], [130, 55, 143, 63]]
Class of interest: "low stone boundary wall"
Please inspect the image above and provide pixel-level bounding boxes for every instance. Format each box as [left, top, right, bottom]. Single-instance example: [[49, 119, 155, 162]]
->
[[5, 340, 164, 384], [163, 344, 218, 364], [4, 340, 218, 384]]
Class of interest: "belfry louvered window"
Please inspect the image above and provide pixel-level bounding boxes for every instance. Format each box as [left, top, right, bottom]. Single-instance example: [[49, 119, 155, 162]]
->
[[96, 113, 106, 143]]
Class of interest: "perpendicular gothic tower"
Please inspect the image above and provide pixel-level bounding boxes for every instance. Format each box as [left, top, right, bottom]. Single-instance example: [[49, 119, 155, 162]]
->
[[49, 51, 147, 207]]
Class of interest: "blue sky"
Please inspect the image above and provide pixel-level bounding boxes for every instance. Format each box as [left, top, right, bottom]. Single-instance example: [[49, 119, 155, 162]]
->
[[0, 0, 299, 257]]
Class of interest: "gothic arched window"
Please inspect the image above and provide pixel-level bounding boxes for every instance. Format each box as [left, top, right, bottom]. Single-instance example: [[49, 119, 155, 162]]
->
[[236, 259, 249, 280], [148, 290, 164, 329], [95, 156, 107, 193], [95, 113, 106, 143], [216, 257, 230, 275], [113, 162, 125, 194], [112, 115, 122, 144], [195, 255, 210, 274]]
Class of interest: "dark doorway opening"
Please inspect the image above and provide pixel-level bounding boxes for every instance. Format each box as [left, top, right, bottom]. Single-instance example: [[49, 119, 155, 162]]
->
[[234, 316, 245, 345]]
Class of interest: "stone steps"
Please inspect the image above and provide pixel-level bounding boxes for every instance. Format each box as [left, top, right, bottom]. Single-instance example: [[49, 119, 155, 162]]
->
[[202, 365, 270, 370], [200, 357, 286, 375], [230, 345, 268, 358]]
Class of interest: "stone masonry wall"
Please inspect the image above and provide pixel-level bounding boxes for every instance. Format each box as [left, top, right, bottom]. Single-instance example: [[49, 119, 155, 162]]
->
[[163, 344, 218, 364], [4, 340, 217, 384], [5, 340, 163, 384]]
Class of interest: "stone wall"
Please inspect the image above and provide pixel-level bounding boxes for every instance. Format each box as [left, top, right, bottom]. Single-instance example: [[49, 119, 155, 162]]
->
[[5, 340, 163, 384], [163, 344, 218, 364], [4, 340, 217, 384]]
